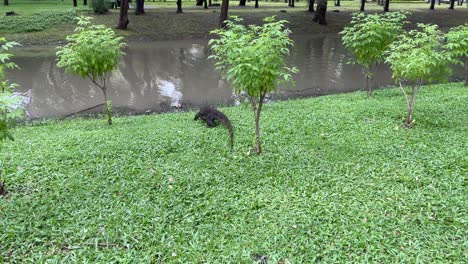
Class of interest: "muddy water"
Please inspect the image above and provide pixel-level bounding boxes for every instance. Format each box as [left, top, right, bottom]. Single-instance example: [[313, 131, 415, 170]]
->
[[8, 34, 464, 119]]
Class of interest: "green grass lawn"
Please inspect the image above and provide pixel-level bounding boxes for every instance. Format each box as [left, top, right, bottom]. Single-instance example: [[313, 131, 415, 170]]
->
[[1, 83, 467, 262]]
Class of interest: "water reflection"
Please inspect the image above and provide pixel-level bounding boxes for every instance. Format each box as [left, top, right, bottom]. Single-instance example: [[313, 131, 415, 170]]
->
[[8, 35, 464, 119]]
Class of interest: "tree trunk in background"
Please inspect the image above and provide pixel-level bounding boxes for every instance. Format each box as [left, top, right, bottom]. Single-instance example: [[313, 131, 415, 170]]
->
[[204, 0, 208, 8], [430, 0, 435, 9], [177, 0, 183, 13], [3, 0, 8, 6], [384, 0, 389, 11], [73, 0, 77, 7], [335, 0, 340, 6], [197, 0, 203, 6], [289, 0, 295, 7], [239, 0, 246, 6], [219, 0, 229, 28], [360, 0, 365, 11], [308, 0, 315, 12], [83, 0, 87, 5], [255, 0, 259, 8], [117, 0, 129, 29], [135, 0, 145, 15], [449, 0, 455, 9], [313, 0, 327, 25]]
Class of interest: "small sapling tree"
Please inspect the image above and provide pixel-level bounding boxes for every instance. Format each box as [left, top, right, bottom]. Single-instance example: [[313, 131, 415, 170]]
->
[[340, 12, 408, 96], [385, 24, 452, 128], [0, 38, 25, 195], [444, 24, 468, 86], [209, 16, 298, 154], [57, 16, 125, 125]]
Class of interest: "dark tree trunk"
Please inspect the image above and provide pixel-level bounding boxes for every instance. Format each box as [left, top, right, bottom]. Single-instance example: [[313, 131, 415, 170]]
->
[[334, 0, 340, 6], [3, 0, 8, 6], [449, 0, 455, 9], [289, 0, 295, 6], [313, 0, 327, 25], [204, 0, 208, 8], [308, 0, 315, 12], [360, 0, 365, 11], [196, 0, 203, 6], [384, 0, 389, 11], [255, 0, 259, 8], [135, 0, 145, 15], [219, 0, 229, 28], [177, 0, 183, 13], [117, 0, 129, 29], [430, 0, 436, 9], [239, 0, 246, 6], [73, 0, 77, 7], [83, 0, 87, 5]]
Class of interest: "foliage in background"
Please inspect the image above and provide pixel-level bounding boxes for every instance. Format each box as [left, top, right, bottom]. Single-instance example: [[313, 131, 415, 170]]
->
[[0, 38, 24, 195], [385, 23, 452, 127], [57, 16, 125, 125], [444, 24, 468, 86], [340, 11, 408, 96], [0, 39, 24, 144], [0, 11, 77, 33], [209, 16, 298, 154]]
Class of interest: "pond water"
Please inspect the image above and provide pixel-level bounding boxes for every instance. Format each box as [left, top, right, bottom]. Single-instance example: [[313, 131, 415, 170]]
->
[[9, 34, 465, 119]]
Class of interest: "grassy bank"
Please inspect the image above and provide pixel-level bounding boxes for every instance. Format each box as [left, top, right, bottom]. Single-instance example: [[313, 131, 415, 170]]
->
[[1, 1, 467, 45], [1, 83, 467, 262]]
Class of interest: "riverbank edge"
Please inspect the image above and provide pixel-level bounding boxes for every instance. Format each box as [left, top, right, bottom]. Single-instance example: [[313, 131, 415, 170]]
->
[[17, 82, 466, 127]]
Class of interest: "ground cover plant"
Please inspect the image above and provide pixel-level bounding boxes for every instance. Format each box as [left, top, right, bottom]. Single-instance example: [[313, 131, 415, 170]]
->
[[0, 83, 466, 262]]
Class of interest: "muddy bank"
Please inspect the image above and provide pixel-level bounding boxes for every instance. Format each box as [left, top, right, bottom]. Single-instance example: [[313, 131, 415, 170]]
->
[[5, 7, 468, 46]]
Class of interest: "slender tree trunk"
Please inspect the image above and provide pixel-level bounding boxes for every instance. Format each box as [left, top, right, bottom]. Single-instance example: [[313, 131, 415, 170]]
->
[[449, 0, 455, 9], [3, 0, 8, 6], [253, 93, 266, 155], [177, 0, 183, 13], [219, 0, 229, 28], [73, 0, 77, 7], [289, 0, 295, 6], [384, 0, 389, 11], [116, 0, 129, 29], [313, 0, 327, 25], [83, 0, 87, 5], [405, 84, 418, 127], [255, 0, 259, 8], [360, 0, 365, 11], [204, 0, 208, 8], [335, 0, 340, 6], [430, 0, 436, 9], [135, 0, 145, 15], [196, 0, 203, 5], [308, 0, 315, 12], [239, 0, 246, 6]]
